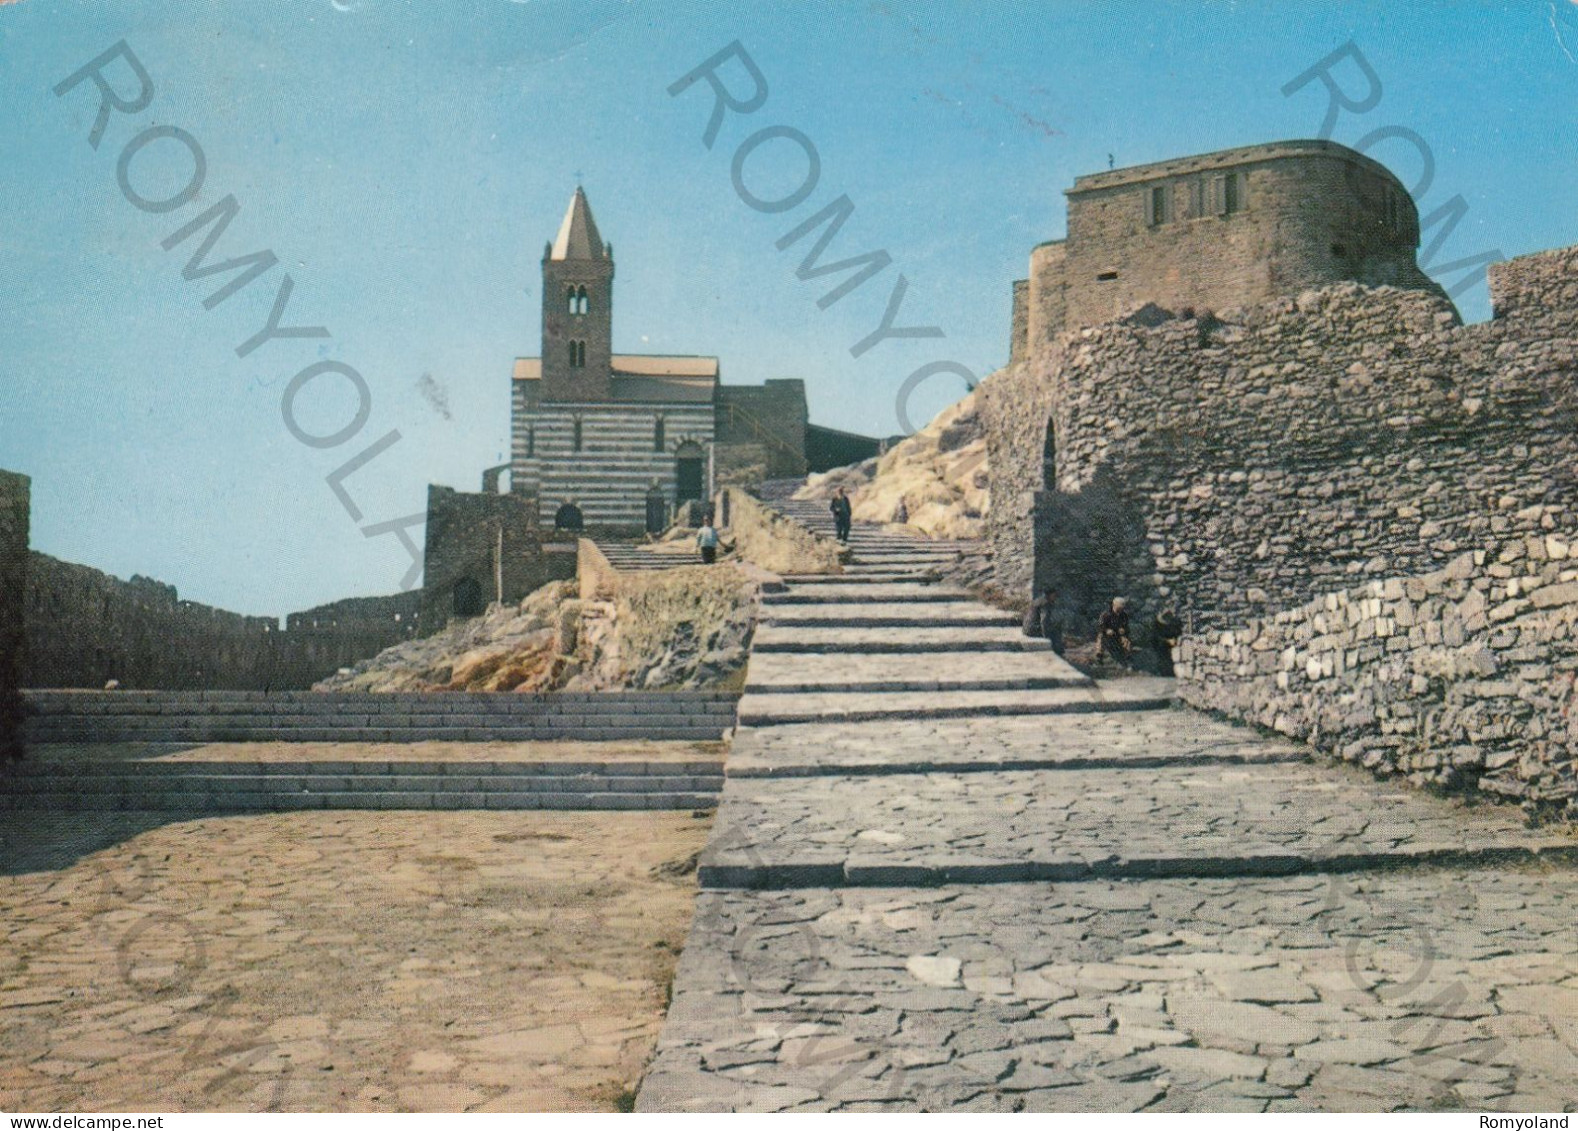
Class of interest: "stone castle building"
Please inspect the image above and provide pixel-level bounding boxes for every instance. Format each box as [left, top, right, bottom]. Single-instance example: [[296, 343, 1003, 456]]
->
[[510, 187, 814, 530], [1010, 139, 1449, 361], [977, 136, 1578, 807]]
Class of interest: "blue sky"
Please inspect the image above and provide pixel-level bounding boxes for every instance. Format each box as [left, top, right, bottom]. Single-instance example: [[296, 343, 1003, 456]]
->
[[3, 0, 1575, 615]]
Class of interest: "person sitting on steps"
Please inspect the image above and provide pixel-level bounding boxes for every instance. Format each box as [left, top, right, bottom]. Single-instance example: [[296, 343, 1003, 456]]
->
[[1098, 597, 1133, 668]]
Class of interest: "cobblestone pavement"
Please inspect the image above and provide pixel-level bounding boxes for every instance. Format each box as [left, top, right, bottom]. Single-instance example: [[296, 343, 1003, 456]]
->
[[638, 513, 1578, 1112], [1, 810, 710, 1112]]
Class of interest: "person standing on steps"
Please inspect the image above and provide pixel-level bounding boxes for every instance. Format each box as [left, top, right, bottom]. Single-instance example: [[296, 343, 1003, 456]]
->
[[830, 487, 853, 544], [1152, 606, 1183, 677], [1022, 586, 1066, 657], [696, 520, 720, 564], [1098, 597, 1133, 667]]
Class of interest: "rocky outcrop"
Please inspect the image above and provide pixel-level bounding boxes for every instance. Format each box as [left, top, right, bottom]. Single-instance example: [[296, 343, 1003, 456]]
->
[[795, 391, 988, 541], [318, 565, 758, 694]]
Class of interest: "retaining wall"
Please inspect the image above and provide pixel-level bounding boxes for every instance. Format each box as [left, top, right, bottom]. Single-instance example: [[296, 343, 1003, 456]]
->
[[1179, 535, 1578, 813]]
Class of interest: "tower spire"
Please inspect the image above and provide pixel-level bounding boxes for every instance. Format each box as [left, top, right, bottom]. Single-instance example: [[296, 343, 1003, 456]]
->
[[550, 186, 605, 261]]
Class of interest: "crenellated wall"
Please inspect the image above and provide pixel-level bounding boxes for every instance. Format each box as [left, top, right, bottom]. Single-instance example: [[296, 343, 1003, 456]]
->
[[22, 552, 422, 691]]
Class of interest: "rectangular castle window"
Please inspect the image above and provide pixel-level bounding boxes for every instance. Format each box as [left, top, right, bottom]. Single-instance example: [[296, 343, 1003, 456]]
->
[[1212, 172, 1244, 217], [1146, 184, 1170, 226]]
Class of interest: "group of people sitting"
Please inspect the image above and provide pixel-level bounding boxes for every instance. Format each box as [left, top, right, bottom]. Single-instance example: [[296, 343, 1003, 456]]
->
[[1023, 588, 1183, 676]]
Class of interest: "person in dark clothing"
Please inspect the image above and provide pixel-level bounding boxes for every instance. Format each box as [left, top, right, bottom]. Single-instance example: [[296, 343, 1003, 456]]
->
[[1153, 606, 1183, 677], [830, 488, 853, 543], [1098, 597, 1132, 667], [1021, 586, 1066, 656]]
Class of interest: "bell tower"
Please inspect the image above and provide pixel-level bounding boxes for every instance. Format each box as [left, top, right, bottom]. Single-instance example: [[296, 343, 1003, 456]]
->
[[541, 187, 614, 403]]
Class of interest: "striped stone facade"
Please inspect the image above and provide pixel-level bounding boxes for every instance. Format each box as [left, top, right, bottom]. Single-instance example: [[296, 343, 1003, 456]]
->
[[512, 393, 716, 527]]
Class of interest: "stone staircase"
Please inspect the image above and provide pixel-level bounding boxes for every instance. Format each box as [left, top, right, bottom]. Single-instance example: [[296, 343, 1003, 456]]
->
[[0, 757, 722, 813], [638, 490, 1578, 1112], [590, 539, 696, 572], [737, 493, 1167, 727], [21, 690, 738, 744]]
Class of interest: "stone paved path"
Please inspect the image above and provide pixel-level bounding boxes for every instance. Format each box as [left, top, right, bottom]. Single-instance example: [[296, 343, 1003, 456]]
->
[[637, 503, 1578, 1112], [1, 810, 709, 1112]]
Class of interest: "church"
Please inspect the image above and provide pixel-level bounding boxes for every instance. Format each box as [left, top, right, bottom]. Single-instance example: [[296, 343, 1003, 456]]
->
[[510, 187, 823, 531], [417, 186, 884, 633]]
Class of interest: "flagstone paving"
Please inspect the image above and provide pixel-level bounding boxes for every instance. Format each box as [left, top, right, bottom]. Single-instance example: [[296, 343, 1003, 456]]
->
[[638, 504, 1578, 1113], [1, 810, 710, 1112]]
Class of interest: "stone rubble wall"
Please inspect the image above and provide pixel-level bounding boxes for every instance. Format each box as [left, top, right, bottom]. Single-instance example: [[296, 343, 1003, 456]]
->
[[1178, 534, 1578, 813], [981, 244, 1578, 635], [0, 470, 29, 757], [720, 487, 844, 576]]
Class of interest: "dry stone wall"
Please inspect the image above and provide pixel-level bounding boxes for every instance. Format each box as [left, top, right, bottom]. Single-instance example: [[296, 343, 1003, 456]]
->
[[981, 245, 1578, 638], [1178, 535, 1578, 814]]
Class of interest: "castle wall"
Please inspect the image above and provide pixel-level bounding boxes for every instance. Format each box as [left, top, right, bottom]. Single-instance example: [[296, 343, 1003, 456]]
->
[[1010, 280, 1029, 364], [19, 552, 412, 691], [1026, 241, 1067, 352], [715, 379, 809, 480], [981, 244, 1578, 637], [0, 471, 29, 756], [1178, 536, 1578, 813], [421, 485, 544, 634], [1027, 142, 1445, 344]]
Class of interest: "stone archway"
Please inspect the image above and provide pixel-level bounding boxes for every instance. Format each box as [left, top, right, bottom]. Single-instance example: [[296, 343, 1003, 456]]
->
[[554, 502, 584, 532], [452, 577, 484, 618]]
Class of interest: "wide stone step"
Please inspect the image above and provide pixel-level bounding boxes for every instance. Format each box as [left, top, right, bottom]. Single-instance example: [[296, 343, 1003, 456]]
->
[[751, 625, 1052, 654], [736, 685, 1170, 726], [0, 789, 721, 812], [726, 705, 1298, 777], [763, 602, 1015, 629], [744, 649, 1092, 693], [696, 761, 1578, 888], [25, 725, 733, 743], [778, 572, 939, 586], [761, 584, 972, 605]]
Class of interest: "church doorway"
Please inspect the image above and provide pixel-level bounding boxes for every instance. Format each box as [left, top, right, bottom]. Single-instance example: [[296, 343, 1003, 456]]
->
[[554, 502, 584, 532], [453, 577, 484, 618], [645, 485, 668, 535], [675, 442, 705, 504]]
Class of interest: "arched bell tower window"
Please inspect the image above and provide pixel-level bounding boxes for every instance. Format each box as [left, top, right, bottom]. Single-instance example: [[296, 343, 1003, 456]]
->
[[568, 340, 586, 368], [566, 286, 578, 314], [576, 285, 589, 315]]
